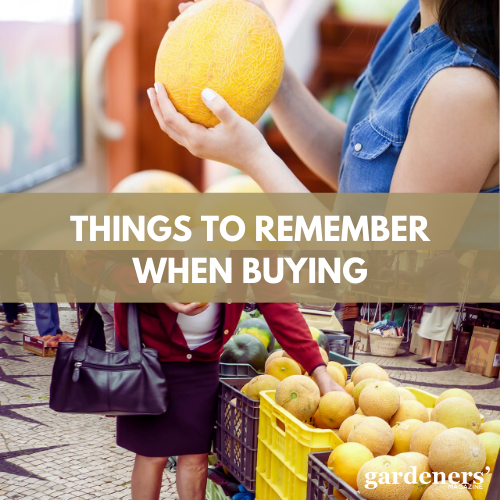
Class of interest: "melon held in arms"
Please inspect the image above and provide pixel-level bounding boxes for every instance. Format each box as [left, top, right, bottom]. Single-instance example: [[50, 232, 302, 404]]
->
[[155, 0, 285, 128]]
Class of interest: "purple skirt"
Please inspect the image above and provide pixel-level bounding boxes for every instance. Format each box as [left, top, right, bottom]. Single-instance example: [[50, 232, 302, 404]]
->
[[116, 360, 220, 457]]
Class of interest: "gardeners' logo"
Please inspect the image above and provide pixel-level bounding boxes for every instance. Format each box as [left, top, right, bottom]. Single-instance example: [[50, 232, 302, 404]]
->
[[363, 467, 491, 490]]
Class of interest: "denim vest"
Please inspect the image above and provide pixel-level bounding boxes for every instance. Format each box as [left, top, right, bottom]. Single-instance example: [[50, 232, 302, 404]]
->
[[338, 0, 499, 193]]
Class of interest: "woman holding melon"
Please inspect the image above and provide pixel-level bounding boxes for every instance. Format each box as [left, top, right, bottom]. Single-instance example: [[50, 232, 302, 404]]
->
[[149, 0, 499, 193]]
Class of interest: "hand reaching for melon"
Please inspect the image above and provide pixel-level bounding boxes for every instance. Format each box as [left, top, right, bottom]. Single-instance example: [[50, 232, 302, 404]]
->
[[312, 365, 350, 397]]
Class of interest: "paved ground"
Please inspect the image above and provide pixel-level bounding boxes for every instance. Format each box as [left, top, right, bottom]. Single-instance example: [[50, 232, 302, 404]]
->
[[0, 307, 499, 499]]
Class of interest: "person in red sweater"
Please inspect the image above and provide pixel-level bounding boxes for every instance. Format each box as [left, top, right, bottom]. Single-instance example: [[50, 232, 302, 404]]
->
[[85, 250, 345, 500]]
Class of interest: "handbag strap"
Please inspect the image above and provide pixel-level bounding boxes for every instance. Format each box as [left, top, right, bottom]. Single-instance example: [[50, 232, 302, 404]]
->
[[73, 260, 142, 364]]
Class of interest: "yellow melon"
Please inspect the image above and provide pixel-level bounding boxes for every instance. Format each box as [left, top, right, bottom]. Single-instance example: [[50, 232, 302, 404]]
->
[[436, 388, 476, 406], [265, 350, 284, 370], [265, 357, 302, 381], [275, 375, 320, 422], [112, 170, 198, 193], [357, 455, 413, 500], [422, 482, 473, 500], [348, 417, 394, 457], [240, 382, 249, 395], [329, 361, 348, 381], [327, 365, 346, 388], [319, 347, 329, 364], [470, 473, 491, 500], [245, 375, 280, 401], [428, 428, 486, 479], [356, 408, 365, 415], [352, 365, 390, 386], [345, 381, 354, 396], [479, 420, 500, 436], [351, 362, 380, 380], [390, 400, 429, 427], [155, 0, 284, 128], [410, 421, 447, 456], [327, 442, 374, 490], [205, 175, 263, 193], [312, 408, 331, 430], [398, 452, 432, 500], [353, 378, 378, 408], [282, 351, 306, 374], [390, 419, 424, 456], [431, 397, 481, 433], [317, 392, 356, 429], [174, 279, 217, 304], [477, 432, 500, 473], [398, 388, 417, 402], [339, 414, 366, 443], [359, 381, 400, 420]]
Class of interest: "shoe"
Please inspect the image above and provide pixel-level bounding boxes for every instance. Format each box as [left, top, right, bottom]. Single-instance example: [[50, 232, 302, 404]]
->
[[425, 359, 438, 368], [416, 357, 431, 364], [0, 320, 15, 327]]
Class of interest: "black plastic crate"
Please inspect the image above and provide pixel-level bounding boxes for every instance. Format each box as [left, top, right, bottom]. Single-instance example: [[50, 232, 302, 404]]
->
[[215, 379, 260, 493], [219, 362, 259, 378], [307, 451, 366, 500]]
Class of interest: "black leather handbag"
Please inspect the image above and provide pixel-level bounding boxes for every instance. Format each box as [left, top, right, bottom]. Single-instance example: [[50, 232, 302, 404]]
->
[[49, 263, 168, 416]]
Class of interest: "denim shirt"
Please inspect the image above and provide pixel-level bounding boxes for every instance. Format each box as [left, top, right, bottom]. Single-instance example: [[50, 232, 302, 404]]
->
[[338, 0, 499, 193]]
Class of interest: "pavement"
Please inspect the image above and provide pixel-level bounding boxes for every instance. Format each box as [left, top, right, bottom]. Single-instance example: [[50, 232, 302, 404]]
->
[[0, 306, 499, 499]]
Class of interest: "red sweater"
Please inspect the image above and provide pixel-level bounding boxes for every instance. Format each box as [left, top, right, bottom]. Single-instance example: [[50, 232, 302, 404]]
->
[[85, 251, 325, 374]]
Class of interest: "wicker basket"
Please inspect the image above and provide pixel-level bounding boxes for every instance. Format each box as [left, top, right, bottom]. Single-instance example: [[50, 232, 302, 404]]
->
[[369, 333, 403, 357]]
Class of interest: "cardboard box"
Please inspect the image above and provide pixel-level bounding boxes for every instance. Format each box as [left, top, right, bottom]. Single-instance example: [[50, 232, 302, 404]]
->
[[23, 335, 58, 357], [455, 332, 471, 365], [353, 320, 373, 353], [409, 323, 421, 354], [466, 326, 500, 378]]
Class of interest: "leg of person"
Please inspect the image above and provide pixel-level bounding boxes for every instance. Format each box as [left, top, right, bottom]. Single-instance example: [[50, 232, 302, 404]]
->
[[418, 338, 432, 362], [431, 340, 441, 365], [131, 454, 168, 500], [2, 303, 17, 324], [50, 303, 62, 334], [33, 303, 57, 337], [176, 453, 209, 500], [97, 303, 116, 352]]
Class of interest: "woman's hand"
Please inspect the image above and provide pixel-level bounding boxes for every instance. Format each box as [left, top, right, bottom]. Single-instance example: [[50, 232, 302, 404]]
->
[[312, 366, 349, 396], [151, 283, 210, 316], [148, 83, 274, 173]]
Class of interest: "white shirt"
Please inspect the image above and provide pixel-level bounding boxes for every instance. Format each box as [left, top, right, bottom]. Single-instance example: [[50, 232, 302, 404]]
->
[[177, 303, 222, 350]]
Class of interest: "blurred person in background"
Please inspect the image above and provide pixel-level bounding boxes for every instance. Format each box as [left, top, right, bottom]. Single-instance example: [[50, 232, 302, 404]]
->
[[0, 251, 21, 327], [149, 0, 499, 195]]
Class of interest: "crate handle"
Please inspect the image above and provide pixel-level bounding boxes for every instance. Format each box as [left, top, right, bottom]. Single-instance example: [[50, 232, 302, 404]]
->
[[276, 417, 286, 434]]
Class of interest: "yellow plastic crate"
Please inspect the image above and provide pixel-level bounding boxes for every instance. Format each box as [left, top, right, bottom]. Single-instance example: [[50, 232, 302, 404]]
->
[[256, 390, 343, 500], [404, 387, 484, 422]]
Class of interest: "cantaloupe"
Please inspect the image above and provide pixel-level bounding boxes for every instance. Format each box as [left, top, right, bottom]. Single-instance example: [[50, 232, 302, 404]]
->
[[329, 361, 348, 381], [479, 420, 500, 436], [275, 375, 320, 422], [112, 170, 198, 193], [357, 456, 413, 500], [312, 408, 331, 430], [431, 397, 481, 433], [328, 443, 374, 490], [265, 349, 284, 370], [352, 365, 390, 386], [319, 347, 329, 364], [435, 388, 476, 406], [351, 362, 379, 380], [282, 351, 306, 374], [398, 452, 432, 500], [265, 357, 302, 381], [422, 482, 473, 500], [155, 0, 284, 127], [348, 417, 394, 457], [353, 378, 378, 408], [326, 365, 346, 388], [359, 381, 400, 420], [240, 382, 249, 395], [390, 419, 424, 456], [390, 400, 429, 427], [477, 432, 500, 473], [317, 391, 356, 429], [245, 375, 279, 401], [428, 428, 486, 479], [345, 381, 354, 396], [339, 414, 366, 442], [205, 175, 263, 193], [470, 473, 491, 500], [410, 421, 447, 456], [397, 388, 417, 402]]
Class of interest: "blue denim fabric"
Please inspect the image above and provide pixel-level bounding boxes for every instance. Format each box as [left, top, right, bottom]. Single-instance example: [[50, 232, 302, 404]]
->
[[338, 0, 499, 193], [33, 303, 61, 337]]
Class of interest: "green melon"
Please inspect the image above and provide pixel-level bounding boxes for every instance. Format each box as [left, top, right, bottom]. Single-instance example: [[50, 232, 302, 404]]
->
[[309, 326, 330, 353], [221, 334, 269, 372], [235, 318, 275, 352]]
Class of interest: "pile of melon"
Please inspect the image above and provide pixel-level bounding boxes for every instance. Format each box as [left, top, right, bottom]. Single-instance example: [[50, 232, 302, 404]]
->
[[244, 361, 499, 500]]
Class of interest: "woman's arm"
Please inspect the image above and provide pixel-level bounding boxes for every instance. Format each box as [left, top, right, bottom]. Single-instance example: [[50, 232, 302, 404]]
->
[[390, 67, 499, 193], [270, 66, 347, 191]]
